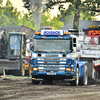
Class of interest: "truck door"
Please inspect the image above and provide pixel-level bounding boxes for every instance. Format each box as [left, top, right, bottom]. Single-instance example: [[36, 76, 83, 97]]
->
[[8, 34, 21, 57]]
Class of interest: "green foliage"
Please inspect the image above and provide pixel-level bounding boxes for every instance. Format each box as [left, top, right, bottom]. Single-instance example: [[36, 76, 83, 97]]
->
[[58, 4, 75, 25], [22, 0, 30, 10], [19, 13, 36, 30], [22, 0, 100, 29], [41, 10, 64, 30], [0, 0, 3, 5], [0, 0, 21, 26], [0, 0, 35, 30], [0, 0, 63, 30], [50, 17, 64, 29], [45, 0, 100, 29]]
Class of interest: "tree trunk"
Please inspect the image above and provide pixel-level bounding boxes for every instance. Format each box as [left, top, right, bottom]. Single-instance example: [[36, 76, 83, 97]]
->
[[73, 9, 80, 30]]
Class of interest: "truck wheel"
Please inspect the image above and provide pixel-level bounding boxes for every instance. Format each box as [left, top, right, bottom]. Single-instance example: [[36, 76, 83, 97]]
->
[[70, 67, 79, 86], [81, 65, 88, 85]]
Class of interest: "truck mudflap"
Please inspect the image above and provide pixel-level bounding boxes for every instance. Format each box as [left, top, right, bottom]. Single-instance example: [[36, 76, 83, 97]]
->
[[0, 59, 20, 70]]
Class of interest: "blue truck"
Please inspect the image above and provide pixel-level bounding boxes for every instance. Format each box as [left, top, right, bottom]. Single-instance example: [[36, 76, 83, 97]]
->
[[30, 30, 88, 86]]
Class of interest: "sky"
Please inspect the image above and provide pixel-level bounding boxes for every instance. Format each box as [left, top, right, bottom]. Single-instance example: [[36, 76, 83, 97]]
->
[[3, 0, 100, 20], [3, 0, 28, 13]]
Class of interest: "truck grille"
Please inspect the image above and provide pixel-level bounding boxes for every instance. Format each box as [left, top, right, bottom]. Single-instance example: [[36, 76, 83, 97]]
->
[[37, 57, 66, 64], [37, 57, 66, 72], [38, 64, 65, 72], [44, 58, 60, 61]]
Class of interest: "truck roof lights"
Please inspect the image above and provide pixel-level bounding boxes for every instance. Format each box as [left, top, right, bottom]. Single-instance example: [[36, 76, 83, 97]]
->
[[35, 32, 41, 35], [25, 31, 27, 34], [64, 32, 70, 35]]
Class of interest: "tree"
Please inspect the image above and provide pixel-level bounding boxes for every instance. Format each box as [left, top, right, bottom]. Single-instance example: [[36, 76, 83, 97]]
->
[[58, 4, 75, 25], [20, 13, 36, 30], [40, 10, 64, 29], [22, 0, 64, 30], [45, 0, 100, 29], [0, 0, 21, 26], [50, 16, 64, 29], [0, 0, 36, 30], [0, 0, 63, 30], [22, 0, 100, 30], [0, 0, 3, 5]]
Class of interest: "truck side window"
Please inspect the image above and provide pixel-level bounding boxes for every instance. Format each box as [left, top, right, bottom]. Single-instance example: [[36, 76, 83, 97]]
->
[[73, 38, 76, 47]]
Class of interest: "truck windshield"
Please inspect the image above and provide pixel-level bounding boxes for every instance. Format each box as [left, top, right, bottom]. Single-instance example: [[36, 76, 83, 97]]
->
[[8, 34, 21, 55], [34, 39, 72, 53]]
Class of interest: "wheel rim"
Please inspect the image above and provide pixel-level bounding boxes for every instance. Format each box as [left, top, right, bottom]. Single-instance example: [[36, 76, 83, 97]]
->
[[76, 68, 79, 85], [84, 70, 87, 85]]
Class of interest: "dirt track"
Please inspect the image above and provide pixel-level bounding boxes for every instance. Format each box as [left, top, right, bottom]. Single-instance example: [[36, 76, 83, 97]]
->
[[0, 77, 100, 100]]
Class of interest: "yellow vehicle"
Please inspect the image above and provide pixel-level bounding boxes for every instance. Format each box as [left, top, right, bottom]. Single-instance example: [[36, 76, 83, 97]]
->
[[0, 30, 30, 76]]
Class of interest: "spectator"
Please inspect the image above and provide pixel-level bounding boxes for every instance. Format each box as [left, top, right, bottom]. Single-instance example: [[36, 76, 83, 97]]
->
[[88, 37, 97, 45]]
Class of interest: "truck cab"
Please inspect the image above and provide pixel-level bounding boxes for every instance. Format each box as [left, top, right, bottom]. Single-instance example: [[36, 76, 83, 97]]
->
[[0, 31, 30, 76], [30, 30, 86, 86], [7, 32, 29, 59]]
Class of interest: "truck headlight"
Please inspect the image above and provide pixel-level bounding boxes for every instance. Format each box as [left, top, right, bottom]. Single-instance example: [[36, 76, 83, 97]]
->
[[32, 67, 38, 71], [66, 68, 74, 71], [66, 68, 71, 71]]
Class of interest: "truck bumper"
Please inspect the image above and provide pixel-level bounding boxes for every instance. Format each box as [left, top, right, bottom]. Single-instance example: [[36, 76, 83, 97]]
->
[[31, 71, 76, 81]]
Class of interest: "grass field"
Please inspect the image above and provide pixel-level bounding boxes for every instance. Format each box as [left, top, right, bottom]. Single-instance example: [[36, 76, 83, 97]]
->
[[3, 75, 31, 78]]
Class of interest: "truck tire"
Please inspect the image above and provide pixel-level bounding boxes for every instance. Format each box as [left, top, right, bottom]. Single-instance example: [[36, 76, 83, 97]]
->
[[94, 71, 98, 84], [81, 65, 88, 85], [70, 67, 79, 86]]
